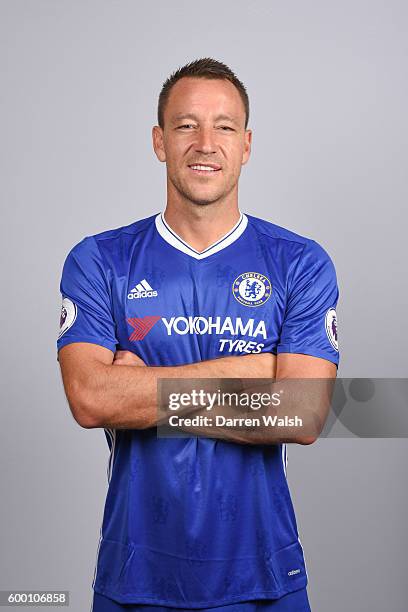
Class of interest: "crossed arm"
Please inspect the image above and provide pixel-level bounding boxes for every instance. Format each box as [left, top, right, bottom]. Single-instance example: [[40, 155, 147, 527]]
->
[[58, 343, 336, 445]]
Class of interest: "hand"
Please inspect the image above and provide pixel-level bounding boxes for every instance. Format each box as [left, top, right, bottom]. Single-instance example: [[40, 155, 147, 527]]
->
[[113, 350, 146, 367]]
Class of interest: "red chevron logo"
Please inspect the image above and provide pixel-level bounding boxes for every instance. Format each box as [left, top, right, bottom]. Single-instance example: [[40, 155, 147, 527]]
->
[[127, 316, 161, 341]]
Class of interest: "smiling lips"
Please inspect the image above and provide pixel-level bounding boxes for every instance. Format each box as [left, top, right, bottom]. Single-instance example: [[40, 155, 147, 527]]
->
[[188, 163, 222, 174]]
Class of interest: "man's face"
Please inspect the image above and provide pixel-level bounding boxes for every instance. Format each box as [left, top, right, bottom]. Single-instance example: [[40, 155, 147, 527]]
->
[[153, 77, 252, 206]]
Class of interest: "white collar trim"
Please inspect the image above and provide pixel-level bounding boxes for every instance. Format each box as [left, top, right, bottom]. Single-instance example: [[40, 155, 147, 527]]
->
[[155, 211, 248, 260]]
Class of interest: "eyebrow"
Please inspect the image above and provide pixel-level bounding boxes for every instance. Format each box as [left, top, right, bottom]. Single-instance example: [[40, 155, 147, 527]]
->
[[171, 113, 240, 126]]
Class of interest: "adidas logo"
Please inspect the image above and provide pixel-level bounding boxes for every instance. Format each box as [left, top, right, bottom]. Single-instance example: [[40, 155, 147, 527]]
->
[[127, 279, 158, 300]]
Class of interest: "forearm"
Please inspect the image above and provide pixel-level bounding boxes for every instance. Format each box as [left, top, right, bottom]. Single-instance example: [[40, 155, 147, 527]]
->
[[83, 354, 276, 429]]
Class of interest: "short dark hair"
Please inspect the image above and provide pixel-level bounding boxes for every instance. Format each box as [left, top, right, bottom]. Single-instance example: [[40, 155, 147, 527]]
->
[[157, 57, 249, 129]]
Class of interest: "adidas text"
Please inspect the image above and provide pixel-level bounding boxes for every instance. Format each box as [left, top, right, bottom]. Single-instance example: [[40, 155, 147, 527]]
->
[[128, 290, 158, 299]]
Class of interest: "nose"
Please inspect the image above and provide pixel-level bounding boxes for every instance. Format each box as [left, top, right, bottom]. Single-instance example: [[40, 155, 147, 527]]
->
[[195, 126, 217, 154]]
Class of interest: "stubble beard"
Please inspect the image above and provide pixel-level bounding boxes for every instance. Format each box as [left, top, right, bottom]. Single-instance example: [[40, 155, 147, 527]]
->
[[169, 169, 236, 207]]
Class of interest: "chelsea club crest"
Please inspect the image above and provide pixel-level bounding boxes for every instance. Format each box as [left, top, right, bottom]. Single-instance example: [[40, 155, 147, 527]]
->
[[232, 272, 272, 307]]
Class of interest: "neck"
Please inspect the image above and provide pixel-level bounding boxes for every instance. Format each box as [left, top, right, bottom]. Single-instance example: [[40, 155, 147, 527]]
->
[[163, 201, 241, 254]]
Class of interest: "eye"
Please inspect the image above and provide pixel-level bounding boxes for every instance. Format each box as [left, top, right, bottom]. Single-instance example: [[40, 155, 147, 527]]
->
[[218, 126, 234, 131], [177, 124, 195, 129]]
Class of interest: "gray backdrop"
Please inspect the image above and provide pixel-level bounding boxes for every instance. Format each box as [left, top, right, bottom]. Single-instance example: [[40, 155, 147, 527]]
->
[[1, 1, 407, 610]]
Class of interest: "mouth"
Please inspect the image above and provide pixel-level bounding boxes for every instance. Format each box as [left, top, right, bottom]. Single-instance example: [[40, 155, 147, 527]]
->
[[188, 163, 222, 175]]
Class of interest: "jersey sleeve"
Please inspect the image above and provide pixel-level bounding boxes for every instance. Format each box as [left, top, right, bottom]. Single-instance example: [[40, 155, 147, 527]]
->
[[277, 239, 340, 366], [57, 236, 118, 357]]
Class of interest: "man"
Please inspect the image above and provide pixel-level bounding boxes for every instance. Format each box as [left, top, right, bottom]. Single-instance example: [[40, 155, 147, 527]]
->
[[57, 58, 339, 612]]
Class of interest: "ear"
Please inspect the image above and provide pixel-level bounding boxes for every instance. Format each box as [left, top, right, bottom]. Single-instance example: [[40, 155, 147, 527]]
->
[[152, 125, 166, 162], [241, 129, 252, 165]]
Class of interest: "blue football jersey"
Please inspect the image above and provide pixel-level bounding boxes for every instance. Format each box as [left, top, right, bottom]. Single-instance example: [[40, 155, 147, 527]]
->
[[57, 212, 339, 606]]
